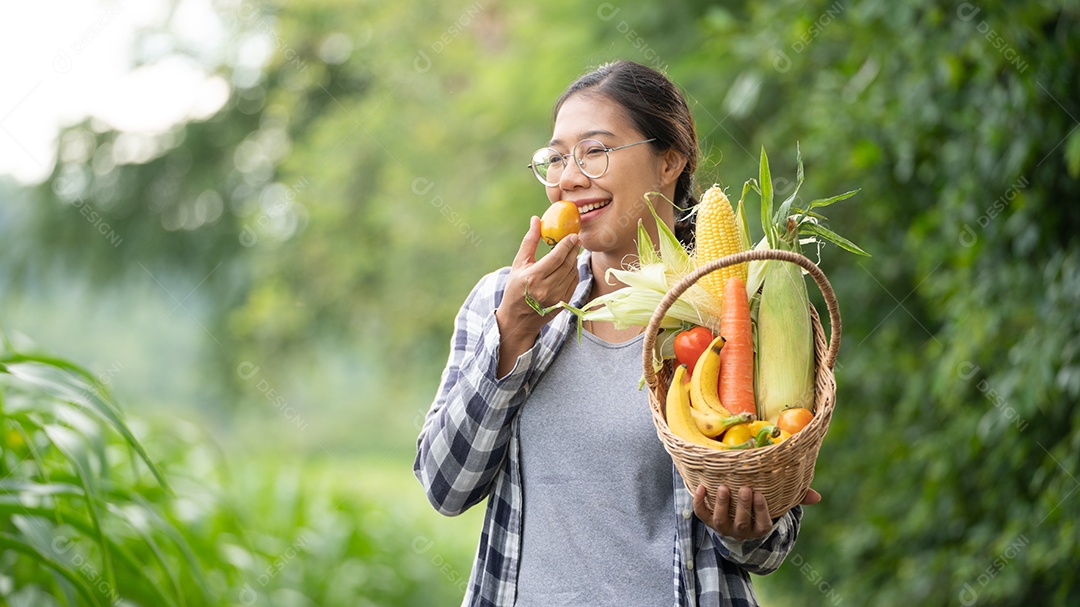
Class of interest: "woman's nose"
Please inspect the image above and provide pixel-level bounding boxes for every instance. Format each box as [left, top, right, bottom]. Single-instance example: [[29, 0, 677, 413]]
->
[[557, 157, 590, 190]]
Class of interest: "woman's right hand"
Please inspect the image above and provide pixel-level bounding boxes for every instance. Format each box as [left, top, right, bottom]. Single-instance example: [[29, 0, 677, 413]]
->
[[494, 216, 580, 377]]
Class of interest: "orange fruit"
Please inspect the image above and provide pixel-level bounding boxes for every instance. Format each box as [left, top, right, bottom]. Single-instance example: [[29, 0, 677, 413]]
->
[[776, 407, 814, 435], [540, 200, 581, 245]]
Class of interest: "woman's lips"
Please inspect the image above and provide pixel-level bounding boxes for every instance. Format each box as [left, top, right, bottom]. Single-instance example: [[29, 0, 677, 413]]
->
[[573, 199, 612, 218]]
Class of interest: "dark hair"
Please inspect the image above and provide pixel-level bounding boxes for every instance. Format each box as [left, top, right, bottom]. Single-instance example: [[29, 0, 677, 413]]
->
[[554, 60, 699, 247]]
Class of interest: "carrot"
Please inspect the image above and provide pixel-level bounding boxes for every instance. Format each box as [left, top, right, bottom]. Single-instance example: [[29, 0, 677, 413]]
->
[[719, 276, 756, 417]]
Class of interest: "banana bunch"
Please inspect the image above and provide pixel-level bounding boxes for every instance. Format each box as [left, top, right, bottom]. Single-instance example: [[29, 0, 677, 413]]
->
[[665, 365, 749, 450], [665, 336, 788, 450]]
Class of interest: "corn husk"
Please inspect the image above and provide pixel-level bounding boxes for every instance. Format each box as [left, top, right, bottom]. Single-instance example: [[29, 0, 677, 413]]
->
[[755, 259, 815, 422], [573, 195, 724, 333]]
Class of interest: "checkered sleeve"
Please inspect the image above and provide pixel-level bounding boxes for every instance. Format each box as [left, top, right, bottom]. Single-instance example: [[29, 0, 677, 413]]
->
[[709, 506, 803, 576], [414, 268, 541, 517]]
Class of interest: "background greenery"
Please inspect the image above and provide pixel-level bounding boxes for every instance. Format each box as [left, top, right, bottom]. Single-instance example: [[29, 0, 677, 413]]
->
[[1, 0, 1077, 604]]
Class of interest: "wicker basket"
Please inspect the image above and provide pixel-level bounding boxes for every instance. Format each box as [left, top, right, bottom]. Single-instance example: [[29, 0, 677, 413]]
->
[[641, 248, 841, 520]]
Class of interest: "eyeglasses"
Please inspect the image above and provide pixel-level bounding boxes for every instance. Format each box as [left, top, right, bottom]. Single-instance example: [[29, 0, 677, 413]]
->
[[527, 138, 656, 186]]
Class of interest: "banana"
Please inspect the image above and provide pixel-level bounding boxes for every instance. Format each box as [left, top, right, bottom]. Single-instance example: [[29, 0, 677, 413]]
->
[[691, 407, 754, 438], [665, 365, 731, 450], [689, 335, 736, 418]]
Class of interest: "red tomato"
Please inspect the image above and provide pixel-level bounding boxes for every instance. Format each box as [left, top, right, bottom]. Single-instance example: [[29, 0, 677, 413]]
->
[[673, 326, 714, 376]]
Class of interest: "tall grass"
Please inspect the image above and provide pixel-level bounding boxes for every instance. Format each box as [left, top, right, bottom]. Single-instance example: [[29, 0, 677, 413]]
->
[[0, 343, 207, 605], [0, 337, 474, 605]]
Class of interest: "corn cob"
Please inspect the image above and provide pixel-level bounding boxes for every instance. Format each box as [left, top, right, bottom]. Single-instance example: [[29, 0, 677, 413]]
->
[[755, 259, 815, 422], [694, 185, 747, 300]]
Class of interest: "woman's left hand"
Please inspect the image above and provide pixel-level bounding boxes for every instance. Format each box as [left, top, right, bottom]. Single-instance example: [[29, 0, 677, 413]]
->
[[693, 484, 821, 541], [693, 484, 774, 541]]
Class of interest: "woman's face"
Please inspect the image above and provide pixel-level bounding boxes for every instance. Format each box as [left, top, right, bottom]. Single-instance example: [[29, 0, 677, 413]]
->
[[544, 93, 676, 258]]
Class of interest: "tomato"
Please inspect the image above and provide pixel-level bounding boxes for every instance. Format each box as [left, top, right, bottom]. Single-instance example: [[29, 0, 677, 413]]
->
[[777, 407, 814, 435], [673, 326, 714, 376], [540, 200, 581, 245]]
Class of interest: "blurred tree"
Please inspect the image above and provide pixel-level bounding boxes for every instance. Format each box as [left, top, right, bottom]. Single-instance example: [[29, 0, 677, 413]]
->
[[678, 0, 1080, 604]]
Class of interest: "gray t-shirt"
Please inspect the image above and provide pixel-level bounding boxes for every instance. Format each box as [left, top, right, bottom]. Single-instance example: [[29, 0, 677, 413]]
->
[[516, 330, 674, 606]]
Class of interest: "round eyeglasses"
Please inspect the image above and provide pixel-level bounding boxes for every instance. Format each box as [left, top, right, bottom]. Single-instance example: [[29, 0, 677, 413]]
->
[[527, 138, 656, 186]]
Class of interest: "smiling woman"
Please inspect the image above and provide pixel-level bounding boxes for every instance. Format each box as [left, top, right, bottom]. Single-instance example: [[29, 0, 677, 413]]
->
[[414, 60, 811, 607]]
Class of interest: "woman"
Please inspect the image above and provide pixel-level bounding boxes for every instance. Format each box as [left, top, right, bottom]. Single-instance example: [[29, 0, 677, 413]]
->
[[415, 60, 818, 606]]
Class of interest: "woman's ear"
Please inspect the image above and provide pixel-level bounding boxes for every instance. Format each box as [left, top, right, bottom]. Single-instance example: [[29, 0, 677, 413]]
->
[[658, 149, 688, 187]]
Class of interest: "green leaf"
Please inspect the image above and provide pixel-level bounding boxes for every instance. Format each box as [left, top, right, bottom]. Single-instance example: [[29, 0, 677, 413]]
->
[[800, 222, 871, 256], [808, 188, 861, 210], [4, 500, 181, 605], [108, 500, 202, 606], [0, 531, 105, 607], [745, 235, 775, 301], [795, 142, 804, 189], [644, 192, 691, 272], [790, 209, 829, 222], [523, 279, 563, 316], [2, 355, 171, 492], [42, 424, 116, 593], [0, 480, 86, 496], [776, 144, 806, 228], [637, 219, 660, 266], [735, 185, 753, 252], [759, 147, 775, 247]]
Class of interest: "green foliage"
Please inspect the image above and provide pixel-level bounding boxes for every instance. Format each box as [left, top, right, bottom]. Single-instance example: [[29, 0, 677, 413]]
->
[[0, 340, 477, 605], [0, 343, 206, 605], [678, 0, 1080, 604]]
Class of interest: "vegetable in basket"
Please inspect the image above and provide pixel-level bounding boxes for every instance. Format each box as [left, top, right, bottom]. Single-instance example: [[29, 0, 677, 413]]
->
[[666, 364, 753, 450], [673, 326, 714, 376], [689, 333, 732, 417], [746, 146, 869, 423], [693, 185, 749, 298], [719, 276, 756, 417]]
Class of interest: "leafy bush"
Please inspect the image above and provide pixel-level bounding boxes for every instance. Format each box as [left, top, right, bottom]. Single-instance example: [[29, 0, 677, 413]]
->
[[0, 345, 208, 606], [0, 340, 472, 605]]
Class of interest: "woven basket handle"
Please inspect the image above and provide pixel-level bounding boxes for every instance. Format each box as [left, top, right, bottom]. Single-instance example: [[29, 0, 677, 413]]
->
[[642, 249, 842, 389]]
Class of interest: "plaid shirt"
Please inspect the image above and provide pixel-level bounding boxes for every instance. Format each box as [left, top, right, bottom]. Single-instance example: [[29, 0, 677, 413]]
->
[[415, 251, 802, 606]]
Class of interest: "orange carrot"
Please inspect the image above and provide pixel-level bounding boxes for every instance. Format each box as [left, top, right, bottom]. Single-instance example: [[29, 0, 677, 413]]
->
[[719, 276, 756, 417]]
